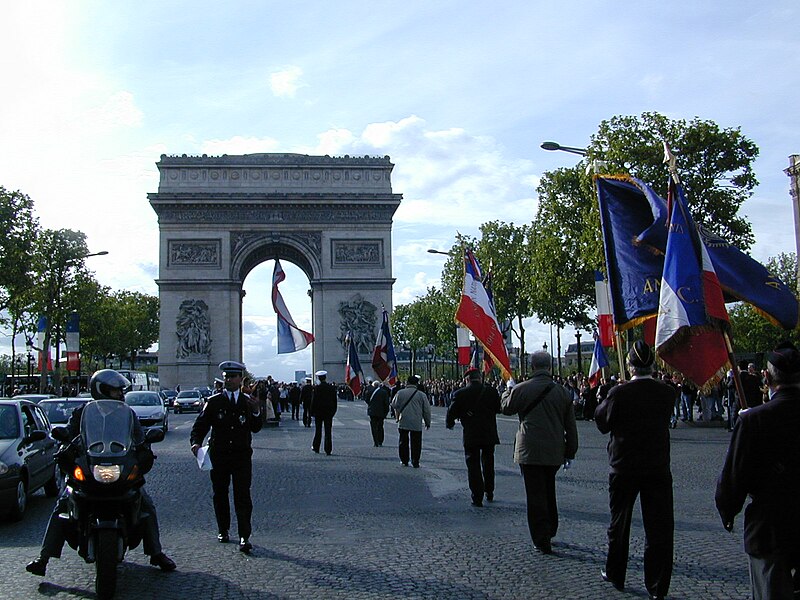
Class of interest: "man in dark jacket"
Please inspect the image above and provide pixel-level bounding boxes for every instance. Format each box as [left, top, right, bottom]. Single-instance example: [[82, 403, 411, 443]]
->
[[191, 361, 262, 553], [310, 370, 338, 455], [365, 380, 391, 447], [716, 341, 800, 599], [446, 367, 501, 507], [595, 341, 674, 600], [300, 377, 314, 427]]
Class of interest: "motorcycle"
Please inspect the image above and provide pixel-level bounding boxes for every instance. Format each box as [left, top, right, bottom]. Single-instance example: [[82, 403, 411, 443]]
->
[[52, 400, 163, 599]]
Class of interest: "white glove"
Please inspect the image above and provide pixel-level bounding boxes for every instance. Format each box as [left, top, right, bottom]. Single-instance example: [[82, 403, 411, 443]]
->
[[563, 459, 573, 470], [507, 378, 516, 389]]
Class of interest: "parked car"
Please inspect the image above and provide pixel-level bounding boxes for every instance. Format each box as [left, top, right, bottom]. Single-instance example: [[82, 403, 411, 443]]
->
[[174, 389, 203, 414], [125, 391, 169, 434], [0, 398, 59, 521], [38, 397, 91, 430], [12, 394, 56, 404]]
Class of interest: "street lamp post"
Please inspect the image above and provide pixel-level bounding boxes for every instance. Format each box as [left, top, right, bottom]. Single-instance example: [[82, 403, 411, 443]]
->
[[575, 331, 583, 375], [540, 141, 588, 156]]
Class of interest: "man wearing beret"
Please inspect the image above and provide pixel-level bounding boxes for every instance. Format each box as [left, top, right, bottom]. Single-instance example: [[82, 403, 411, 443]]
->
[[310, 370, 337, 455], [191, 361, 262, 553], [447, 367, 501, 507], [595, 340, 674, 600], [716, 341, 800, 599]]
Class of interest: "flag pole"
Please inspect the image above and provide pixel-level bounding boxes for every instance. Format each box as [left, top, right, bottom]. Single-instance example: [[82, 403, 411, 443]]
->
[[663, 141, 745, 408]]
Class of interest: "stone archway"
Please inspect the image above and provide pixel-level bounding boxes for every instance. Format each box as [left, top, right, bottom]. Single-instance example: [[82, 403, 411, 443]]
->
[[148, 153, 401, 389]]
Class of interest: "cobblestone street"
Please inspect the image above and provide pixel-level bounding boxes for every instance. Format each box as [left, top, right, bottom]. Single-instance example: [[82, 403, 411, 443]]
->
[[1, 401, 750, 599]]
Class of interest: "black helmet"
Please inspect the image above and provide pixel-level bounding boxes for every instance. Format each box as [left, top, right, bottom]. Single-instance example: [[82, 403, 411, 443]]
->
[[89, 369, 131, 400]]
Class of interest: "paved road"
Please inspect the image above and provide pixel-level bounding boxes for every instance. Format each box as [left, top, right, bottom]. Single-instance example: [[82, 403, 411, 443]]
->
[[2, 400, 751, 599]]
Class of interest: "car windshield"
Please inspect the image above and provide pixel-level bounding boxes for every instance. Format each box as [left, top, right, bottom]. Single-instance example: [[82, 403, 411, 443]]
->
[[0, 405, 20, 439], [177, 391, 200, 398], [125, 392, 162, 407], [41, 400, 86, 424]]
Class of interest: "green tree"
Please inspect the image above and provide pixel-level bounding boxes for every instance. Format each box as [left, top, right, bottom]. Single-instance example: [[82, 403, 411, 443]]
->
[[111, 291, 160, 368], [475, 221, 533, 376], [0, 187, 39, 315], [30, 229, 91, 390], [590, 112, 758, 250]]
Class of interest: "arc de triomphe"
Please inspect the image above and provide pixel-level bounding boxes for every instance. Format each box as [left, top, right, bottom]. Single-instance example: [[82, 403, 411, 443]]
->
[[148, 153, 401, 389]]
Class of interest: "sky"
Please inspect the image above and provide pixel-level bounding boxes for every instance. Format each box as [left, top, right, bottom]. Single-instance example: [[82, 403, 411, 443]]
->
[[1, 1, 799, 382]]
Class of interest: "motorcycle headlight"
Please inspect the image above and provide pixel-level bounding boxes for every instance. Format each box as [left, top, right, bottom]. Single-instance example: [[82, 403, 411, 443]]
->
[[92, 465, 121, 483], [0, 461, 8, 476]]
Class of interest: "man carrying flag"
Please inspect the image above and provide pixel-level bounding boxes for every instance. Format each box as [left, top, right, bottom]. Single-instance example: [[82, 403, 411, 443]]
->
[[455, 249, 511, 380], [272, 260, 314, 354], [372, 307, 398, 385]]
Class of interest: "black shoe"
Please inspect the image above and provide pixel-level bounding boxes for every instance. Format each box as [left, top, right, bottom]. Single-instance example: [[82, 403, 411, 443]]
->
[[485, 492, 494, 502], [25, 558, 48, 576], [149, 552, 177, 571], [239, 538, 252, 553], [311, 447, 319, 453], [649, 595, 665, 600], [533, 542, 552, 555], [471, 500, 483, 507], [600, 569, 624, 591], [218, 532, 230, 543], [325, 452, 331, 456], [401, 461, 408, 466], [412, 462, 419, 468]]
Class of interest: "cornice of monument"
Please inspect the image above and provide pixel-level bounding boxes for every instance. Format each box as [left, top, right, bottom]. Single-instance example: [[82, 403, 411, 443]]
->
[[157, 152, 394, 167]]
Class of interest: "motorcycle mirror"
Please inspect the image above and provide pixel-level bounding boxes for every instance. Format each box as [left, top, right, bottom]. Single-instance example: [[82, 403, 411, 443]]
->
[[145, 428, 165, 444], [51, 426, 71, 443]]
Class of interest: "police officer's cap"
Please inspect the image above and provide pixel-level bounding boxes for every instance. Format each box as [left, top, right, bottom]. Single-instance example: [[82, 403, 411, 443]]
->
[[219, 360, 246, 376]]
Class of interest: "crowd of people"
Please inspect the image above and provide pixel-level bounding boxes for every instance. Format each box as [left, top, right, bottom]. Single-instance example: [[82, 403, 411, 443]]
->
[[22, 341, 800, 600]]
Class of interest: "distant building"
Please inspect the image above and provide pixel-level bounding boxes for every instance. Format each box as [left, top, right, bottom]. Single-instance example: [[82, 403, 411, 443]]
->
[[563, 341, 594, 373]]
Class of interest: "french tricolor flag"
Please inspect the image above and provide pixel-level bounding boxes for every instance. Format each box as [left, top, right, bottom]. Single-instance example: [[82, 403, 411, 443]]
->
[[588, 335, 609, 387], [455, 249, 511, 380], [655, 179, 730, 389], [272, 259, 314, 354]]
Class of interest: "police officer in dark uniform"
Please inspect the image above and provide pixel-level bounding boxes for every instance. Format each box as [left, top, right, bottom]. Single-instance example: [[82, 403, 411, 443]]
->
[[310, 370, 337, 455], [191, 361, 262, 553]]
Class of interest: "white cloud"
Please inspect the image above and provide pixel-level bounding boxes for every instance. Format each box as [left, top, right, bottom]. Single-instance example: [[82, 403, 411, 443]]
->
[[269, 66, 304, 98], [306, 116, 539, 229]]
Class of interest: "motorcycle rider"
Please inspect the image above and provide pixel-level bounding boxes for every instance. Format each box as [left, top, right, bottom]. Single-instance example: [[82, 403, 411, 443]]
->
[[26, 369, 176, 576]]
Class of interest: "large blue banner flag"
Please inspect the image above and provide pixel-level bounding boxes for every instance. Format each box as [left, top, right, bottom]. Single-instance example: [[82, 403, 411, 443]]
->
[[596, 175, 799, 331]]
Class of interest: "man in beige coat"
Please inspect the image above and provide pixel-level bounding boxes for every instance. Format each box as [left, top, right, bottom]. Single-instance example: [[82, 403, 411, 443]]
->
[[502, 351, 578, 554], [391, 375, 431, 468]]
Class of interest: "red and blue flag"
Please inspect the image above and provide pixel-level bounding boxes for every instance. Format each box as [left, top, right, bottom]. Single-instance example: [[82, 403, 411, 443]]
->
[[371, 307, 398, 385]]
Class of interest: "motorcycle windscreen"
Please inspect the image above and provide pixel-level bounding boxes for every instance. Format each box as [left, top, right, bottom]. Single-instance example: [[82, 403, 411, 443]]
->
[[80, 400, 135, 458]]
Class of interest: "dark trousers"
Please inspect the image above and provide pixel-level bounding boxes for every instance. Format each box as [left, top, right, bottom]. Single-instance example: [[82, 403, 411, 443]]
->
[[302, 405, 312, 427], [210, 457, 253, 540], [41, 489, 161, 559], [369, 416, 385, 446], [464, 445, 495, 503], [520, 464, 560, 547], [398, 428, 422, 466], [605, 470, 674, 597], [291, 403, 300, 420], [312, 416, 333, 454]]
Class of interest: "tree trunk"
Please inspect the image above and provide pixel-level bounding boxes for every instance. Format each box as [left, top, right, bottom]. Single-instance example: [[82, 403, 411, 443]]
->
[[517, 314, 526, 379]]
